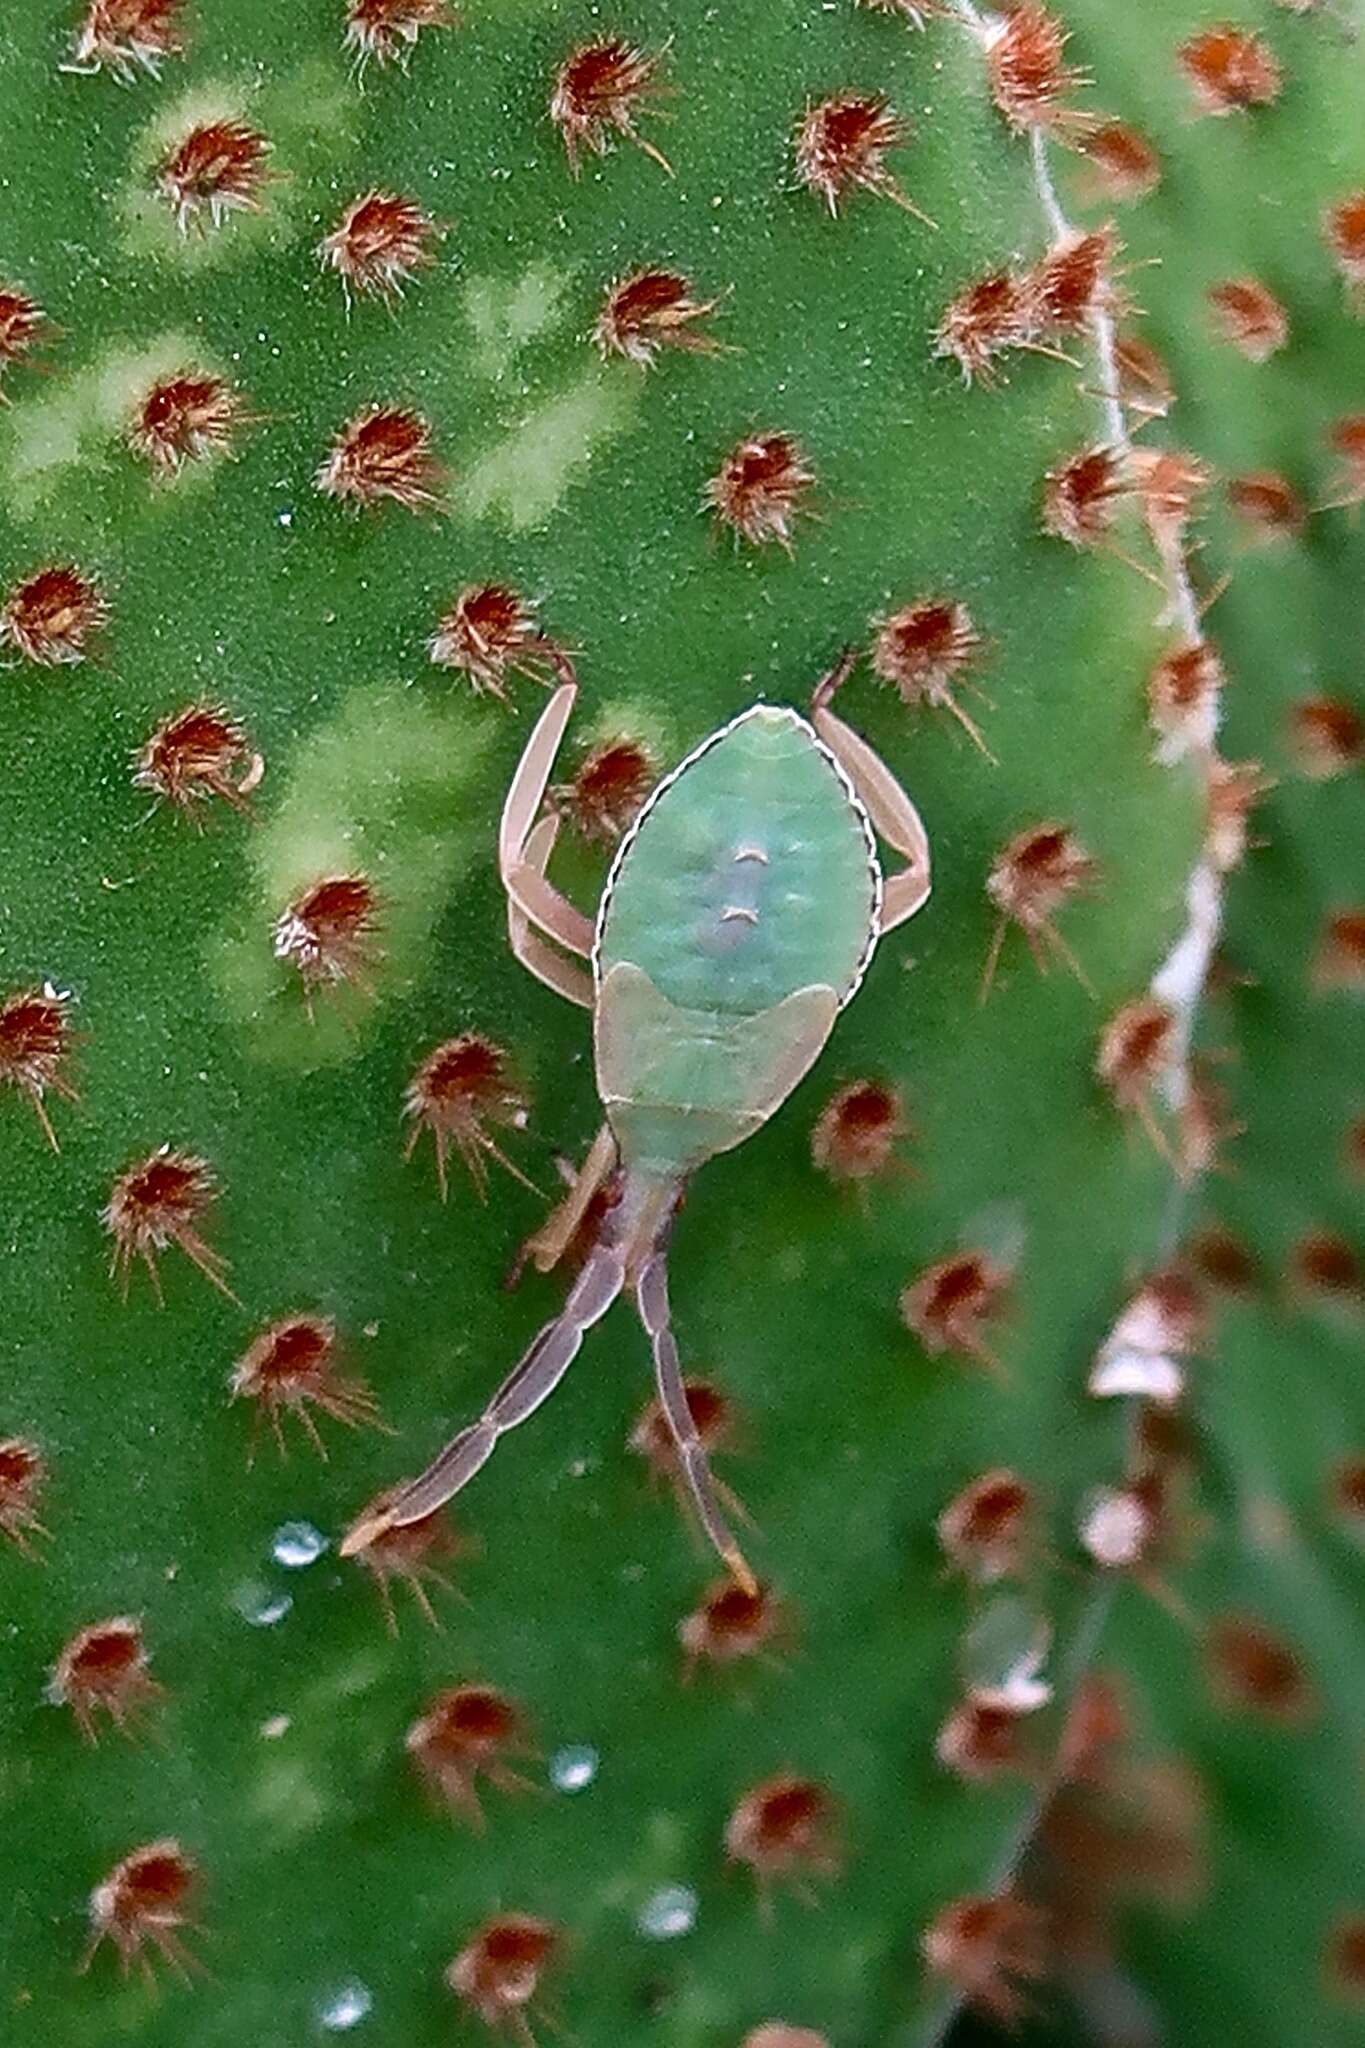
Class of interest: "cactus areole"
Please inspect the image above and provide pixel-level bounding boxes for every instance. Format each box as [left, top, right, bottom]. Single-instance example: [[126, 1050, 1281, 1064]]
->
[[344, 669, 932, 1587]]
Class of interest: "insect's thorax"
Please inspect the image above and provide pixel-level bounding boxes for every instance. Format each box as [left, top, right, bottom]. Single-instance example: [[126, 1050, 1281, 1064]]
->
[[593, 706, 880, 1179]]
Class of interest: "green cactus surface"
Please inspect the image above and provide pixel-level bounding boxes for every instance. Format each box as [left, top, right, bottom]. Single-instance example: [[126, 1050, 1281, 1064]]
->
[[0, 3, 1358, 2047]]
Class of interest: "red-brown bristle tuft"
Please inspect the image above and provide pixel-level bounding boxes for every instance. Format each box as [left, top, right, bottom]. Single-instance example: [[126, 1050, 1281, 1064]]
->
[[0, 985, 77, 1149], [69, 1, 186, 81], [632, 1379, 734, 1476], [553, 736, 656, 844], [922, 1893, 1047, 2026], [102, 1147, 231, 1301], [447, 1914, 559, 2028], [230, 1314, 384, 1460], [1178, 26, 1283, 115], [0, 281, 52, 386], [594, 268, 724, 364], [1290, 1230, 1363, 1305], [49, 1617, 163, 1742], [705, 432, 816, 551], [1326, 1915, 1365, 2006], [315, 404, 444, 512], [1313, 910, 1365, 994], [985, 3, 1090, 135], [1079, 122, 1160, 203], [134, 703, 257, 818], [1148, 639, 1225, 758], [156, 119, 272, 234], [871, 597, 991, 753], [1113, 332, 1175, 417], [344, 0, 456, 70], [901, 1253, 1011, 1374], [679, 1578, 785, 1672], [550, 38, 671, 174], [1096, 998, 1179, 1163], [1286, 697, 1362, 779], [403, 1032, 530, 1200], [84, 1839, 199, 1979], [274, 875, 381, 1004], [983, 822, 1096, 997], [725, 1776, 841, 1892], [344, 1493, 464, 1633], [794, 94, 933, 226], [1030, 226, 1121, 336], [1204, 1614, 1315, 1721], [130, 371, 251, 477], [1042, 445, 1128, 547], [933, 270, 1036, 385], [1226, 470, 1305, 542], [1131, 447, 1212, 554], [1185, 1224, 1257, 1293], [936, 1698, 1030, 1783], [428, 583, 562, 699], [407, 1683, 529, 1825], [1, 565, 108, 667], [1323, 192, 1365, 307], [1206, 758, 1273, 873], [810, 1078, 908, 1184], [937, 1469, 1033, 1583], [319, 190, 439, 301], [0, 1437, 47, 1555], [1207, 278, 1289, 362]]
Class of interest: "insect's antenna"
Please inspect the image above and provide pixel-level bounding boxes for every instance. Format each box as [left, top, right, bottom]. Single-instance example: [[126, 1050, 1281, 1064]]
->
[[633, 1235, 759, 1597], [339, 1240, 625, 1553]]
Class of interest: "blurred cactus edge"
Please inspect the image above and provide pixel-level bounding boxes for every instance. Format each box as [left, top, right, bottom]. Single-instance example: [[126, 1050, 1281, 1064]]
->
[[0, 5, 1361, 2048]]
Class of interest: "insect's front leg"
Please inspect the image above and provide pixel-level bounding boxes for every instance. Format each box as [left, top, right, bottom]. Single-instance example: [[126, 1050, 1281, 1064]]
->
[[812, 680, 932, 933]]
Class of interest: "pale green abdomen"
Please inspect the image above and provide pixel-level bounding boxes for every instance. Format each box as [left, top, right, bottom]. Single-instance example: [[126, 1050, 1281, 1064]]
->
[[593, 707, 879, 1180]]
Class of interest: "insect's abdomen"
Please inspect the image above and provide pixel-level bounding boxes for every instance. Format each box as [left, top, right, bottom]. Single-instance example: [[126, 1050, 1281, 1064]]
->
[[594, 707, 879, 1179]]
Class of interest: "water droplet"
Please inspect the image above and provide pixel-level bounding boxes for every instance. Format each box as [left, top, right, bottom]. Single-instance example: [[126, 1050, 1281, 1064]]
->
[[636, 1885, 697, 1940], [549, 1743, 598, 1793], [317, 1979, 372, 2031], [961, 1593, 1052, 1712], [277, 508, 294, 528], [273, 1520, 329, 1569], [233, 1580, 292, 1628]]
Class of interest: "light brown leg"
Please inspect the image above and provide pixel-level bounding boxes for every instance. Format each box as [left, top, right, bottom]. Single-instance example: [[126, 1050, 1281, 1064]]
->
[[499, 680, 596, 958], [508, 816, 595, 1007], [812, 704, 932, 932], [522, 1122, 618, 1276]]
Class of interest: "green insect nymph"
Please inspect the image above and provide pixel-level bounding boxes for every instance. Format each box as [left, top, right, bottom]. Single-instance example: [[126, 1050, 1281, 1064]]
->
[[343, 652, 931, 1590]]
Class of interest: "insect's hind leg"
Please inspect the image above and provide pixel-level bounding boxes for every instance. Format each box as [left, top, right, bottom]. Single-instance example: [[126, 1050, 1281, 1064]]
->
[[812, 698, 932, 933], [633, 1244, 759, 1596], [340, 1241, 625, 1553]]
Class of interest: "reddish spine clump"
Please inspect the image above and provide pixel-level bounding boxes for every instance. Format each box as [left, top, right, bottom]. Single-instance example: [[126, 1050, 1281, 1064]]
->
[[49, 1617, 163, 1741], [982, 822, 1096, 997], [0, 282, 51, 389], [1206, 758, 1272, 873], [84, 1840, 199, 1979], [933, 271, 1036, 386], [937, 1469, 1033, 1583], [1204, 1614, 1315, 1722], [1113, 332, 1175, 418], [632, 1379, 735, 1479], [0, 1437, 47, 1555], [1323, 192, 1365, 309], [1327, 415, 1365, 508], [679, 1578, 785, 1675], [1131, 447, 1212, 557], [1185, 1224, 1257, 1294], [552, 736, 656, 844], [901, 1253, 1011, 1374], [1226, 470, 1305, 542], [1291, 1230, 1363, 1307], [1286, 697, 1363, 779], [935, 1698, 1029, 1783], [1, 564, 107, 667], [1178, 27, 1283, 115], [594, 268, 724, 365], [810, 1078, 908, 1184], [1042, 445, 1128, 548], [69, 0, 186, 81], [230, 1314, 383, 1460], [793, 94, 933, 226], [705, 432, 816, 551], [1079, 122, 1161, 203], [130, 371, 248, 478], [871, 598, 991, 755], [726, 1776, 841, 1898], [319, 190, 438, 301], [1326, 1915, 1365, 2007], [985, 3, 1090, 135], [447, 1914, 560, 2031], [1147, 639, 1225, 760], [550, 38, 671, 175], [1313, 910, 1365, 994], [274, 875, 381, 1005], [103, 1146, 232, 1301], [1096, 998, 1178, 1162], [407, 1683, 530, 1826], [343, 1492, 463, 1631], [0, 984, 77, 1149], [403, 1033, 531, 1200], [1207, 278, 1289, 362], [315, 404, 444, 512], [344, 0, 455, 70], [428, 584, 562, 699], [1029, 226, 1121, 337], [155, 119, 272, 234], [922, 1893, 1047, 2025], [133, 703, 258, 819]]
